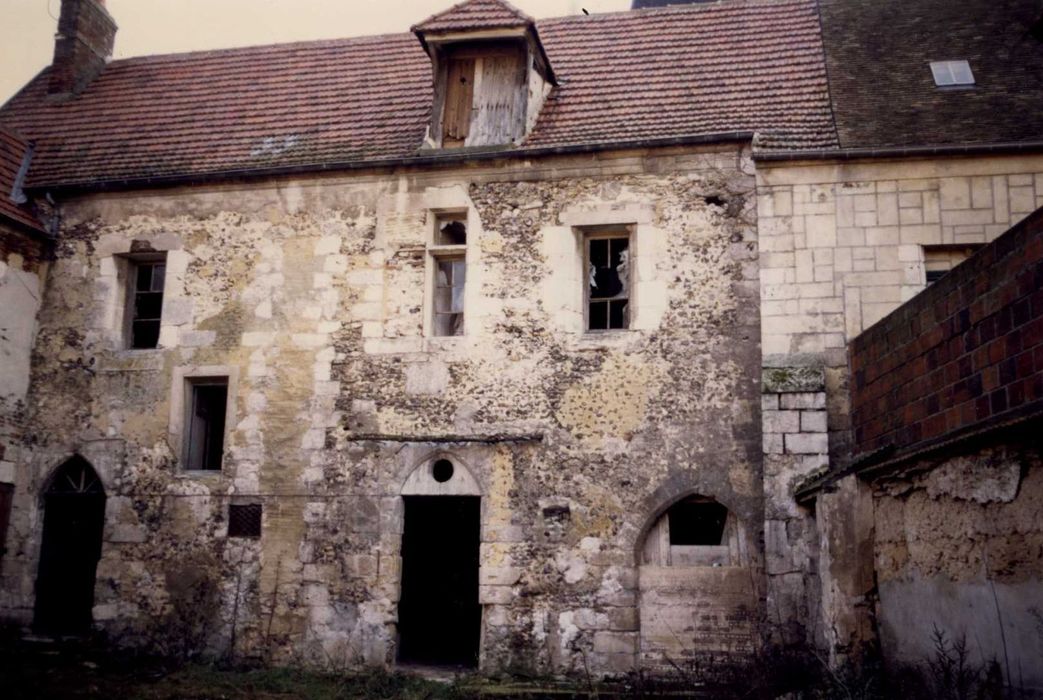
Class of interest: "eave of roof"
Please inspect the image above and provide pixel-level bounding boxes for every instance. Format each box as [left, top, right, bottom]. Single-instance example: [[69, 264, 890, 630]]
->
[[0, 0, 838, 191]]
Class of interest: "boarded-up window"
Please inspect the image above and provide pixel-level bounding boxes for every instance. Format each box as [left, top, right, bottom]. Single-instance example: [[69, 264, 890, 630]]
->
[[443, 58, 475, 147], [185, 379, 228, 471]]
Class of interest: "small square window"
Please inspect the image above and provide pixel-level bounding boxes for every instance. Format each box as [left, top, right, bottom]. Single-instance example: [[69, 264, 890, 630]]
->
[[184, 378, 228, 471], [930, 60, 975, 87], [586, 232, 631, 331], [228, 503, 262, 538], [126, 257, 166, 349]]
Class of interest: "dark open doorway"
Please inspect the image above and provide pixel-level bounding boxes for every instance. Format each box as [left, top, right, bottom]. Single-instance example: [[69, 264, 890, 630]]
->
[[397, 495, 481, 667], [34, 457, 106, 635]]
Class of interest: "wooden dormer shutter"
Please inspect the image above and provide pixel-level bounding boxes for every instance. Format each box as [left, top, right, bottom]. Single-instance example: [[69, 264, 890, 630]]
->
[[469, 47, 526, 146], [443, 58, 475, 147]]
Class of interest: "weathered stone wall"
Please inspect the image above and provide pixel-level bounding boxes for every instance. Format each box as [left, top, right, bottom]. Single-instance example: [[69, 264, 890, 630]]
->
[[0, 224, 48, 578], [3, 145, 764, 676], [871, 443, 1043, 692]]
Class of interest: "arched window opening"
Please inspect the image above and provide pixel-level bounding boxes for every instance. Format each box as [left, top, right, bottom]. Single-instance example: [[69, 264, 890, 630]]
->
[[641, 495, 743, 567]]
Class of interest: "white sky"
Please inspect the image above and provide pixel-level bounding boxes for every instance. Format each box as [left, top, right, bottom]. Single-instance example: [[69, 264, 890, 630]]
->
[[1, 0, 632, 103]]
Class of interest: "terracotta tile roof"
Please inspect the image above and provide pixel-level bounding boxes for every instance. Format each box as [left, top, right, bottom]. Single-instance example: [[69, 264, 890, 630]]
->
[[0, 128, 44, 232], [0, 0, 837, 189], [818, 0, 1043, 150], [413, 0, 533, 34]]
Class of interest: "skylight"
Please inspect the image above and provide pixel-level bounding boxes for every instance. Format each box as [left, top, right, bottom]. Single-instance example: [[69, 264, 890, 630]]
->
[[930, 60, 975, 87]]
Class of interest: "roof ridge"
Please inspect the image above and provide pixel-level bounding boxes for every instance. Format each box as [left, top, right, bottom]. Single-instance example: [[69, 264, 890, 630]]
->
[[412, 0, 533, 34]]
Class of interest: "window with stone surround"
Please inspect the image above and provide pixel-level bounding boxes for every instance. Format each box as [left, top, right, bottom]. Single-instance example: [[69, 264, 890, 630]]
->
[[124, 255, 166, 349], [585, 230, 631, 331], [184, 377, 228, 471], [428, 212, 467, 336], [923, 245, 981, 285]]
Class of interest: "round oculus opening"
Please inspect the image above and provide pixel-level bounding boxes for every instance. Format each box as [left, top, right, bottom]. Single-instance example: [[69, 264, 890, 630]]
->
[[432, 459, 454, 483]]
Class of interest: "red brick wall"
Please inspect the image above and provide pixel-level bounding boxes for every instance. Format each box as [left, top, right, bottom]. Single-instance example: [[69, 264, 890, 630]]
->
[[850, 207, 1043, 456]]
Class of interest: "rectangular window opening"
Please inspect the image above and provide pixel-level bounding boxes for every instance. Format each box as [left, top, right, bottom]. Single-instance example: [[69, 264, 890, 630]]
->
[[127, 258, 166, 349], [435, 213, 468, 246], [586, 232, 631, 331], [184, 379, 228, 471], [924, 244, 982, 285], [432, 255, 466, 337], [228, 503, 262, 538]]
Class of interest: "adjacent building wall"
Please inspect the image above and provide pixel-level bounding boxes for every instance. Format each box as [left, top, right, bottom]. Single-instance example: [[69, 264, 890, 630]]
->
[[1, 145, 765, 676], [754, 154, 1043, 653], [843, 206, 1043, 690], [0, 223, 48, 580]]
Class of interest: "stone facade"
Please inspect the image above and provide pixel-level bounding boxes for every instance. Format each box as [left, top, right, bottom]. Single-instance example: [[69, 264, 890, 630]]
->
[[0, 145, 768, 675]]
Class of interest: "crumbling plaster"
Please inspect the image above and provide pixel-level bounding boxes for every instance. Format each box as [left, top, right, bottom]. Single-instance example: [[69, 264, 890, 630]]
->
[[3, 146, 766, 676], [871, 445, 1043, 691]]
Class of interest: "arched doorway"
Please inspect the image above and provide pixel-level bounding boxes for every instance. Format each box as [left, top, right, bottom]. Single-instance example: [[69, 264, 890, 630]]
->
[[33, 456, 106, 634], [397, 454, 482, 667]]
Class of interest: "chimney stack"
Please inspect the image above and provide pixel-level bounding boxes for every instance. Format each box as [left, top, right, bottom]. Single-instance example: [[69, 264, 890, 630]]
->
[[48, 0, 117, 97]]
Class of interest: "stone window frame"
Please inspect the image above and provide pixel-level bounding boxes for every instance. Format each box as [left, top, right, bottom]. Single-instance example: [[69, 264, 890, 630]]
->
[[424, 209, 470, 338], [168, 365, 239, 477], [546, 203, 666, 341]]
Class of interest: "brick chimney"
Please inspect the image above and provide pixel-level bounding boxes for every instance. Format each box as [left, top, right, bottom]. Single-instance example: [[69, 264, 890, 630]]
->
[[48, 0, 117, 97]]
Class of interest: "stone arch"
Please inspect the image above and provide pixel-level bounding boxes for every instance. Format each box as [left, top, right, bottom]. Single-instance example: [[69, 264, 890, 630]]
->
[[400, 450, 482, 496], [37, 454, 107, 503], [628, 474, 741, 565]]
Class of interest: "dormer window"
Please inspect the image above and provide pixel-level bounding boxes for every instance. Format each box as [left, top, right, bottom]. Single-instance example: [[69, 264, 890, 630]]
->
[[412, 0, 556, 149]]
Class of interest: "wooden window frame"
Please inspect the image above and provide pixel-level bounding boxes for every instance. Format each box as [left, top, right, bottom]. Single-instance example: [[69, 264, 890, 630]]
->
[[426, 211, 468, 338], [584, 228, 633, 333], [121, 253, 167, 350]]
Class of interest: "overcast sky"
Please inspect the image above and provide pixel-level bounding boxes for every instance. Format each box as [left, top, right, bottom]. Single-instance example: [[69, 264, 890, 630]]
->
[[1, 0, 632, 103]]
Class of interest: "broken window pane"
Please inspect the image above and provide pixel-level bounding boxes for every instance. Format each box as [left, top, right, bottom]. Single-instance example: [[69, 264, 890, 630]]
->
[[185, 381, 228, 471], [433, 256, 465, 336], [129, 260, 165, 349], [436, 215, 467, 245], [587, 235, 629, 330]]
